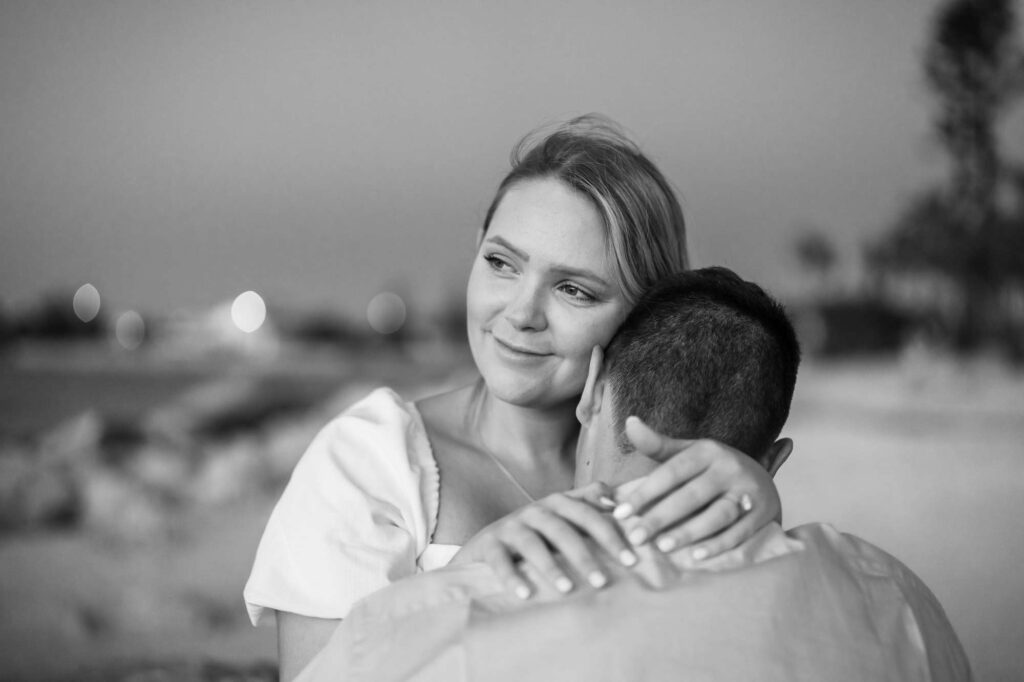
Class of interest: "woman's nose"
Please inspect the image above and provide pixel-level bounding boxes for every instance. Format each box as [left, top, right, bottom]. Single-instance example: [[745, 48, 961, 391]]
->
[[504, 282, 547, 331]]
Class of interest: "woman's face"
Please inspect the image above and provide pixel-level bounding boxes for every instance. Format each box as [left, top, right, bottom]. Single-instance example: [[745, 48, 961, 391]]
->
[[467, 178, 631, 409]]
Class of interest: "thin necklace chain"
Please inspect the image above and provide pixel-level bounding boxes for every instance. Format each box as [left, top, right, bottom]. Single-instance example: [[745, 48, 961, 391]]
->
[[479, 441, 537, 503], [470, 383, 537, 504]]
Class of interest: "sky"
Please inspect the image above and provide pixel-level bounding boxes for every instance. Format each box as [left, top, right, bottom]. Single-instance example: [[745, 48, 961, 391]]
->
[[2, 0, 1022, 321]]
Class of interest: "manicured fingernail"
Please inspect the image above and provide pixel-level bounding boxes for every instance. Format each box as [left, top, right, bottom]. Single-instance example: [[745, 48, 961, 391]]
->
[[613, 503, 635, 520], [598, 495, 617, 509], [588, 572, 607, 588], [628, 527, 648, 546], [555, 576, 574, 593], [619, 549, 638, 567], [515, 585, 532, 600], [656, 535, 677, 553], [691, 547, 709, 561]]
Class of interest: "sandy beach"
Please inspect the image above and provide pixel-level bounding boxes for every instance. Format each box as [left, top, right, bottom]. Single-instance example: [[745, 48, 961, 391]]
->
[[1, 353, 1022, 681]]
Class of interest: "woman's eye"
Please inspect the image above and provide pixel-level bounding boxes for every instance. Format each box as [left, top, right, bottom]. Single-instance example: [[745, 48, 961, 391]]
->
[[559, 283, 596, 303], [484, 255, 514, 273]]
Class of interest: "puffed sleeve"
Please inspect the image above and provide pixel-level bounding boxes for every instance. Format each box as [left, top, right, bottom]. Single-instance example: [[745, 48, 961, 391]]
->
[[243, 387, 439, 625]]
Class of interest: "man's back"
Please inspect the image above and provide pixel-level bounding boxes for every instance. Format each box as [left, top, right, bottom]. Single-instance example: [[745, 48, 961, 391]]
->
[[298, 522, 970, 682]]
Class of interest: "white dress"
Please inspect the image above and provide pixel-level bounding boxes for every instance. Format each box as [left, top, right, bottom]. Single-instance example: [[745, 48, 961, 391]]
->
[[243, 387, 460, 625]]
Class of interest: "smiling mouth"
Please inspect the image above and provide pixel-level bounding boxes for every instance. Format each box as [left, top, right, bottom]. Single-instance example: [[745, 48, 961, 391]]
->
[[493, 336, 550, 357]]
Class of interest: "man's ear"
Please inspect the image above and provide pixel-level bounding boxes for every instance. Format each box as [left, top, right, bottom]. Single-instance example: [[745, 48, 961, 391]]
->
[[575, 346, 605, 426], [759, 438, 793, 478]]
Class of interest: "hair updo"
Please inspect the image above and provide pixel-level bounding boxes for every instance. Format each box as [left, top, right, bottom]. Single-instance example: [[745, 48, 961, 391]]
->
[[482, 115, 689, 303]]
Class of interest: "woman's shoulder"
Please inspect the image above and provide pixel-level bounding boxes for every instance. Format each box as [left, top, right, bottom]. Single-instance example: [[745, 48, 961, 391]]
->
[[330, 385, 417, 427], [269, 385, 444, 552], [303, 386, 434, 478], [245, 386, 452, 624]]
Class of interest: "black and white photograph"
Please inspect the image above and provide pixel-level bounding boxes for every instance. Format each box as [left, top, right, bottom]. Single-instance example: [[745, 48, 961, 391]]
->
[[1, 1, 1022, 680]]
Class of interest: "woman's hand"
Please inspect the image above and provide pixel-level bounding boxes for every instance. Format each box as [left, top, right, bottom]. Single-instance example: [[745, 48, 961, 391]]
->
[[450, 482, 637, 599], [612, 417, 789, 562]]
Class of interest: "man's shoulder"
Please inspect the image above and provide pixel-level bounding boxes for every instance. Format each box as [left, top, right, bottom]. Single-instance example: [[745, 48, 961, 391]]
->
[[786, 523, 972, 682]]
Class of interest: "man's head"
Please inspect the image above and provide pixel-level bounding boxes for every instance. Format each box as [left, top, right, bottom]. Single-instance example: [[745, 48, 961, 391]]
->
[[575, 267, 801, 487]]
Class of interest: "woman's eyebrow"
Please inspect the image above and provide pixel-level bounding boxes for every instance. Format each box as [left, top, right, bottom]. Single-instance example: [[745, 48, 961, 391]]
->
[[553, 265, 611, 289], [485, 236, 611, 289], [485, 236, 529, 261]]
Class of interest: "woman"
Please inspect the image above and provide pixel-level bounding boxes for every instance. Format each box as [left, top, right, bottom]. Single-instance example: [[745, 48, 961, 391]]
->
[[245, 115, 783, 680]]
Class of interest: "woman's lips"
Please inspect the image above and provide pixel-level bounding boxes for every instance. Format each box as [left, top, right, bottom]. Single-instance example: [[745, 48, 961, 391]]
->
[[493, 336, 550, 358]]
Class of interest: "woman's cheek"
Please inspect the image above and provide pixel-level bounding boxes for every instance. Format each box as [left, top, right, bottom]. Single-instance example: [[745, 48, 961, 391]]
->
[[575, 310, 627, 351]]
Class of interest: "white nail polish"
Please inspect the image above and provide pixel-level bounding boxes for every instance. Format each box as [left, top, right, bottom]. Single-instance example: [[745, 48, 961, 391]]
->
[[691, 547, 709, 561], [613, 503, 635, 520], [628, 527, 648, 546], [619, 549, 638, 567], [515, 585, 532, 600], [656, 535, 677, 553], [588, 572, 607, 588], [555, 577, 574, 593]]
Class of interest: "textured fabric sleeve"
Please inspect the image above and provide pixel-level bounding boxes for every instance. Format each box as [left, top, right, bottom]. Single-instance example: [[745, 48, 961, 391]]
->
[[243, 388, 436, 625], [833, 528, 974, 682]]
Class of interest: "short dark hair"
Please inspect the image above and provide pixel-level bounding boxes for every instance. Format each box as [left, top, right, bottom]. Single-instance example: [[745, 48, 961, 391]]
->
[[604, 267, 800, 458]]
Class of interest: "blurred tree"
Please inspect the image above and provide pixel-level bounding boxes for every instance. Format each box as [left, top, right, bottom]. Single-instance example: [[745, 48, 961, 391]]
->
[[793, 226, 839, 293], [867, 0, 1024, 351], [17, 291, 106, 340]]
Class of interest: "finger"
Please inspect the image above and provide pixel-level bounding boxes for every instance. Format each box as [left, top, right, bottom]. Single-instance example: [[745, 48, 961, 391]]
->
[[540, 494, 636, 569], [685, 510, 763, 563], [686, 487, 781, 562], [614, 442, 711, 521], [480, 537, 534, 600], [619, 474, 719, 546], [565, 482, 617, 510], [623, 416, 696, 462], [501, 522, 576, 594], [649, 496, 743, 554], [521, 506, 607, 589]]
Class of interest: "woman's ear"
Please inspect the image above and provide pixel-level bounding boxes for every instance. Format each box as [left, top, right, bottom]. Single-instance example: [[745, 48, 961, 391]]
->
[[575, 346, 605, 426], [760, 438, 793, 478]]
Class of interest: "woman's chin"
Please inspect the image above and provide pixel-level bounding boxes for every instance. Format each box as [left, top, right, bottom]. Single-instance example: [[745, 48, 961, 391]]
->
[[482, 374, 581, 412]]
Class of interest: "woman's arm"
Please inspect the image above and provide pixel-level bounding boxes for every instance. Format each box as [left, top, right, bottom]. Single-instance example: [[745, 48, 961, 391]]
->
[[611, 417, 790, 559], [451, 419, 788, 597], [276, 611, 342, 682], [449, 482, 633, 598]]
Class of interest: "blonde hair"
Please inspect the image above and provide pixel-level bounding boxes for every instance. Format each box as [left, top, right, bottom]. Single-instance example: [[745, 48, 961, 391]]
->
[[483, 115, 689, 303]]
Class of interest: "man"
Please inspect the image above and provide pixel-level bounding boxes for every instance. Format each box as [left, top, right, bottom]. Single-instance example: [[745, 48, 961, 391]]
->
[[297, 268, 971, 682]]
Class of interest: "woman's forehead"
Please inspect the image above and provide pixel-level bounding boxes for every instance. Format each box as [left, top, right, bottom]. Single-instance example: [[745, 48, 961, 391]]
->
[[487, 179, 619, 282]]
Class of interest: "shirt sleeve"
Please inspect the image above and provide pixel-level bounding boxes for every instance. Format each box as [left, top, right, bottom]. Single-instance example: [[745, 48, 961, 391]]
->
[[832, 528, 974, 682], [243, 387, 439, 625]]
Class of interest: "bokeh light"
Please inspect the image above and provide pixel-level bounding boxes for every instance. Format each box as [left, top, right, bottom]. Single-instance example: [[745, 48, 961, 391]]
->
[[231, 291, 266, 333], [366, 292, 407, 335], [72, 284, 101, 323], [114, 311, 145, 350]]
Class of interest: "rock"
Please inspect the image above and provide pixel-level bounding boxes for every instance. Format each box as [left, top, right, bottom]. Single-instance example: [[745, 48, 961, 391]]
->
[[38, 411, 104, 464], [0, 449, 80, 530], [0, 449, 34, 528], [189, 437, 263, 507], [14, 465, 79, 528], [79, 468, 167, 541], [128, 441, 194, 499]]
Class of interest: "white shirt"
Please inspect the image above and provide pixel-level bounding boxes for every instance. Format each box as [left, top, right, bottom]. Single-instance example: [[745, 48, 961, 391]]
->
[[244, 387, 459, 625]]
